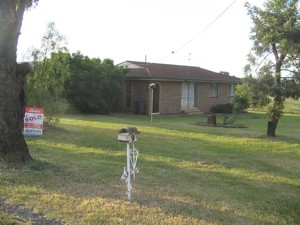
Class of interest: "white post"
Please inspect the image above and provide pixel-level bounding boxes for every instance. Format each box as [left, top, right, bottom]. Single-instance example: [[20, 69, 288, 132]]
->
[[151, 88, 153, 122], [149, 83, 156, 122], [126, 142, 131, 200]]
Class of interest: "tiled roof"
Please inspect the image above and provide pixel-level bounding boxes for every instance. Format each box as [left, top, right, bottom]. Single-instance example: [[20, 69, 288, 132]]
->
[[119, 61, 241, 83]]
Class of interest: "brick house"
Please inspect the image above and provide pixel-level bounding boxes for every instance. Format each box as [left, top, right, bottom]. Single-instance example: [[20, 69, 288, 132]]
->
[[118, 61, 241, 115]]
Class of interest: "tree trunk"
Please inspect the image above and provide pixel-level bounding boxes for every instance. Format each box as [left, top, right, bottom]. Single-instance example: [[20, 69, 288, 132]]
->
[[267, 44, 285, 137], [0, 0, 32, 162], [267, 120, 278, 137], [207, 114, 217, 126]]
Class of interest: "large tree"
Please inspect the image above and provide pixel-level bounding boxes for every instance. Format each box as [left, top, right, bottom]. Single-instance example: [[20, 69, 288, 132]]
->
[[245, 0, 300, 137], [0, 0, 38, 162], [64, 52, 126, 114]]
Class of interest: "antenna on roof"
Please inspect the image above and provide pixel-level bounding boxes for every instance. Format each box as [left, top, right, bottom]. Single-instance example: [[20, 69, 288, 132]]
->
[[145, 55, 147, 64], [187, 53, 192, 75]]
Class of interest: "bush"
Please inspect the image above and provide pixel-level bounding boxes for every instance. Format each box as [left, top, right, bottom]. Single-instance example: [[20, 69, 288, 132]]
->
[[210, 103, 233, 114], [64, 53, 126, 114], [232, 95, 249, 113]]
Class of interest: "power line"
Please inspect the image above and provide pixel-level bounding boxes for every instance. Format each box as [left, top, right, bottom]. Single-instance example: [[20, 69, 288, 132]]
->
[[155, 0, 239, 63]]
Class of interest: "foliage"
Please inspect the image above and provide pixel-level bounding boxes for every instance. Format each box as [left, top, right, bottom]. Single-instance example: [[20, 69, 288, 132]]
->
[[25, 23, 126, 117], [25, 22, 70, 123], [25, 0, 39, 9], [244, 0, 300, 136], [63, 52, 126, 114], [234, 72, 274, 109], [232, 92, 249, 113], [210, 103, 233, 114], [222, 114, 237, 125]]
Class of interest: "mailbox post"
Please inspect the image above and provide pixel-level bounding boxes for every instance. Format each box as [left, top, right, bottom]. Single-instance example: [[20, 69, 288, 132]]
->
[[118, 127, 140, 200]]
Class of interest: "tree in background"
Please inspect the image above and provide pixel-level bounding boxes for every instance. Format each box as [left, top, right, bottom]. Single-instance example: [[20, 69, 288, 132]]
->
[[64, 52, 126, 114], [100, 58, 127, 112], [243, 0, 300, 137], [234, 68, 275, 110], [26, 22, 70, 123], [0, 0, 39, 162]]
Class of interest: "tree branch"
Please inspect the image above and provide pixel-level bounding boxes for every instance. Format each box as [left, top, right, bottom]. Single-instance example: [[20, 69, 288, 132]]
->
[[271, 43, 279, 62], [255, 51, 273, 73]]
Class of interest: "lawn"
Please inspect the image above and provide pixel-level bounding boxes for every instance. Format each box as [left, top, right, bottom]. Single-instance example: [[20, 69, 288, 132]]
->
[[0, 112, 299, 225], [284, 99, 300, 114]]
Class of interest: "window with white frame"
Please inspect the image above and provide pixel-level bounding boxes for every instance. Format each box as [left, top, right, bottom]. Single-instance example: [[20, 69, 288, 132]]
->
[[209, 83, 218, 97], [229, 83, 236, 97]]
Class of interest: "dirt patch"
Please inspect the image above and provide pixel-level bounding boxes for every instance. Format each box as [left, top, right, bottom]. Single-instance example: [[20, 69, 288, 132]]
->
[[0, 197, 63, 225]]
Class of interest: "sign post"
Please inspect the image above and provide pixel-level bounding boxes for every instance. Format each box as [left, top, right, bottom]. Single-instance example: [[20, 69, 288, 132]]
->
[[23, 107, 44, 136]]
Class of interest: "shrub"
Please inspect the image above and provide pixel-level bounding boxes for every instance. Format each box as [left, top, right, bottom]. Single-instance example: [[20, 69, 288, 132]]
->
[[210, 103, 233, 114], [232, 95, 249, 113]]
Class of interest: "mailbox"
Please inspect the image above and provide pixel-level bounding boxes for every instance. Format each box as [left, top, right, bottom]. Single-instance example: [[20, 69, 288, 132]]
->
[[118, 127, 139, 142]]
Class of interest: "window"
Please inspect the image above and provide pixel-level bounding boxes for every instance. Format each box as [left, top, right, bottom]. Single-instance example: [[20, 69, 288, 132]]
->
[[182, 83, 197, 110], [209, 83, 218, 97], [229, 83, 236, 97]]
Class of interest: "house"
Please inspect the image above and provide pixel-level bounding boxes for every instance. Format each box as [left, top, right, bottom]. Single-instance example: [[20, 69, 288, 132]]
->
[[118, 60, 241, 115]]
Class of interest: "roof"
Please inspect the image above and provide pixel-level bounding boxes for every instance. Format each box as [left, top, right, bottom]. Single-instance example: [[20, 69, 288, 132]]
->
[[118, 61, 241, 83]]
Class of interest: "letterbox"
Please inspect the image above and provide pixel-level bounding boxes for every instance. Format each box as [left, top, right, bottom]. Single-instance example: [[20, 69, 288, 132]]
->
[[118, 127, 139, 142]]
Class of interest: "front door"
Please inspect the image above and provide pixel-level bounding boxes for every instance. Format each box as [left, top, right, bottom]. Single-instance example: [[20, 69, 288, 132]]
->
[[181, 83, 196, 110], [152, 84, 160, 113]]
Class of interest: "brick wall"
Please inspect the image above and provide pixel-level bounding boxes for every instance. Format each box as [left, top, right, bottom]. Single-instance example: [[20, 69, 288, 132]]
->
[[197, 83, 233, 112], [158, 81, 182, 114], [122, 80, 234, 114], [131, 81, 149, 114]]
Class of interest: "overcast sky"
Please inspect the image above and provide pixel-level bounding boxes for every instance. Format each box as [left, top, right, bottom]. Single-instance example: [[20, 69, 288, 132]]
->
[[17, 0, 263, 77]]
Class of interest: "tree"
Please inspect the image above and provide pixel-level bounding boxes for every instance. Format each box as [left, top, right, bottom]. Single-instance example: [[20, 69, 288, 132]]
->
[[26, 51, 71, 123], [64, 52, 126, 114], [100, 58, 127, 112], [0, 0, 39, 162], [234, 70, 275, 110], [26, 22, 70, 123], [245, 0, 300, 137]]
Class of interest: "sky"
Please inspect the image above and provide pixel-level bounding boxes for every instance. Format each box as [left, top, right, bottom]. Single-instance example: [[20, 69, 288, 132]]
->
[[17, 0, 263, 78]]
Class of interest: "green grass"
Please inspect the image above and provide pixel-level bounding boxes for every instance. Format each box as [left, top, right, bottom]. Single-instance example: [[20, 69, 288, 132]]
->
[[0, 212, 28, 225], [284, 99, 300, 114], [250, 98, 300, 115], [0, 113, 299, 224]]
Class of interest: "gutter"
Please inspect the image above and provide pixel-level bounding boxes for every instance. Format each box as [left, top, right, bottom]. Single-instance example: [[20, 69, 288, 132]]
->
[[125, 77, 241, 83]]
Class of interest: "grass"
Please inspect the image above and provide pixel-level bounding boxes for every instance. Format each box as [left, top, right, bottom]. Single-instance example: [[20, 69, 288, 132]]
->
[[250, 98, 300, 115], [0, 212, 28, 225], [0, 112, 299, 224], [284, 99, 300, 114]]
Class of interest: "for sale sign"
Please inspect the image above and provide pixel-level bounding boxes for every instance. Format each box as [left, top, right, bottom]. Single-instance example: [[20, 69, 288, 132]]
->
[[23, 107, 44, 136]]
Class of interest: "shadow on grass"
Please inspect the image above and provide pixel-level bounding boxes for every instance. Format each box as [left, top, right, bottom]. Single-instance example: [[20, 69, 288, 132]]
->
[[2, 147, 299, 225]]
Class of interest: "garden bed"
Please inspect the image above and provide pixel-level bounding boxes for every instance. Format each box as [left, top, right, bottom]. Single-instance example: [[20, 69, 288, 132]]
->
[[195, 121, 247, 128]]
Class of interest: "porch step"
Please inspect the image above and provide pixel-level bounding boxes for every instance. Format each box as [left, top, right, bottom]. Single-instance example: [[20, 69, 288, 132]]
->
[[184, 108, 204, 115]]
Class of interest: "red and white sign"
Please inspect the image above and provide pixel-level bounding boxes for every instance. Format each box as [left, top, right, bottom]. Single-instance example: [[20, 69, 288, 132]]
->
[[23, 107, 44, 136]]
